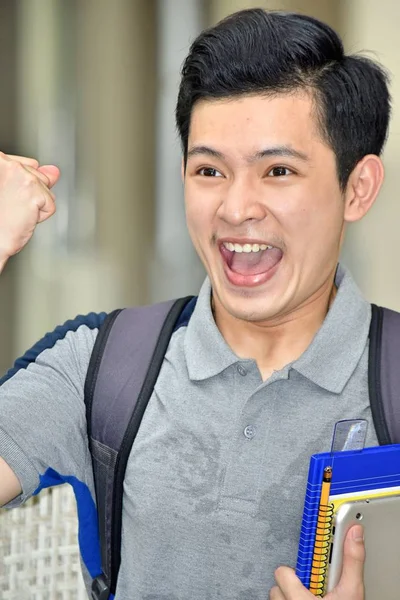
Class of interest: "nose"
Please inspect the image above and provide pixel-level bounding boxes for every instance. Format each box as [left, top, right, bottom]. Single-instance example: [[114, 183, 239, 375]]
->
[[216, 176, 268, 226]]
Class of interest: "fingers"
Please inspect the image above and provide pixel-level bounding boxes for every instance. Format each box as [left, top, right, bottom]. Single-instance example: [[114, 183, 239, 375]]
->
[[35, 178, 56, 224], [333, 525, 365, 599], [17, 166, 56, 224], [23, 165, 52, 187], [37, 165, 60, 188], [0, 153, 60, 188], [2, 153, 40, 169], [273, 566, 312, 599], [269, 584, 285, 599], [16, 165, 56, 223], [0, 152, 58, 258]]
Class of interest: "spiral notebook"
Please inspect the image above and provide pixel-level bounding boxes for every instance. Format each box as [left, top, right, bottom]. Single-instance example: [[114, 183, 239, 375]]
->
[[296, 443, 400, 596]]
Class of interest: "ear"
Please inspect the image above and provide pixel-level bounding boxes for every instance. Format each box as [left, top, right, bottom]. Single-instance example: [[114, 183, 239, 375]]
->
[[344, 155, 384, 223], [181, 158, 185, 182]]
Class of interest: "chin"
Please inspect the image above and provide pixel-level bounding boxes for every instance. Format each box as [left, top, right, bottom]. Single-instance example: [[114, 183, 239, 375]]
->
[[232, 306, 278, 323], [217, 289, 282, 323]]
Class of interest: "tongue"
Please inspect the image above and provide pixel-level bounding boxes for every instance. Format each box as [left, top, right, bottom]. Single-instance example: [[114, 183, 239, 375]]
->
[[230, 248, 283, 275]]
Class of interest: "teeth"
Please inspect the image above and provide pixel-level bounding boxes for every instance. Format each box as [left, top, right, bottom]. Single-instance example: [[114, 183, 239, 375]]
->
[[223, 242, 273, 253]]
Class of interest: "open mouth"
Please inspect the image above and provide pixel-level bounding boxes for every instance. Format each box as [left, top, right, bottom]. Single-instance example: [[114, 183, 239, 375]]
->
[[219, 240, 283, 287]]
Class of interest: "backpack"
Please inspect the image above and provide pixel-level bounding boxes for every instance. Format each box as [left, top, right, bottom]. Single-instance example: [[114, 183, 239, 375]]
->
[[85, 300, 400, 600]]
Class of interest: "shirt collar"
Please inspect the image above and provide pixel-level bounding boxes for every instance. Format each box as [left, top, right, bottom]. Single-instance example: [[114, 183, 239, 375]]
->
[[184, 278, 239, 381], [292, 264, 371, 393], [184, 264, 370, 390]]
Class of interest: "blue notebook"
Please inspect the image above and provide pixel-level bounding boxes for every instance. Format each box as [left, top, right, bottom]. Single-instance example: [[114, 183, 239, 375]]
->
[[296, 443, 400, 595]]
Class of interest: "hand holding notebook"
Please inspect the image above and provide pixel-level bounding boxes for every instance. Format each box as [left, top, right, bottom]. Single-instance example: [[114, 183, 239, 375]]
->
[[271, 524, 365, 599], [295, 438, 400, 598]]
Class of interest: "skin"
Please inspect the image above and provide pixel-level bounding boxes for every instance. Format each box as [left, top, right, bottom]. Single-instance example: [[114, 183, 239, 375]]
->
[[183, 92, 384, 597]]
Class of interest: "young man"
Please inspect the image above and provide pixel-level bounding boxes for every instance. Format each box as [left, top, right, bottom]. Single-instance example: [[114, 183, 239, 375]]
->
[[0, 8, 389, 600]]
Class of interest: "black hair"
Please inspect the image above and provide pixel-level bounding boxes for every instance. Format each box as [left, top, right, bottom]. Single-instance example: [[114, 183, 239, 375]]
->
[[176, 9, 391, 190]]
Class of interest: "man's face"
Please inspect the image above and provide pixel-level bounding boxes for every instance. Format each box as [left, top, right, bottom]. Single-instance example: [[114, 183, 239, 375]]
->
[[184, 93, 348, 323]]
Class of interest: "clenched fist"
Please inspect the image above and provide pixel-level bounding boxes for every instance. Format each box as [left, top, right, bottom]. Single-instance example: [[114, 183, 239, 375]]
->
[[0, 152, 60, 272]]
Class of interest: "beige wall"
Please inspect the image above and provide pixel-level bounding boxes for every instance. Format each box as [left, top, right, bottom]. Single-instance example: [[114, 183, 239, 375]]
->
[[339, 1, 400, 308], [208, 0, 339, 28]]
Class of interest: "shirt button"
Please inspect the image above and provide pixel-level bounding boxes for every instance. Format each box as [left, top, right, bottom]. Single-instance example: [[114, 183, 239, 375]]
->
[[237, 365, 247, 376], [243, 425, 256, 439]]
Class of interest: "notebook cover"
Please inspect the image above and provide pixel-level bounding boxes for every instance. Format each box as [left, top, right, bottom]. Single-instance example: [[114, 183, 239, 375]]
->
[[296, 443, 400, 589]]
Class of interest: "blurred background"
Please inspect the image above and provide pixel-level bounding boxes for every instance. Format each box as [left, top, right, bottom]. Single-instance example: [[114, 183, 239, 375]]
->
[[0, 0, 399, 597]]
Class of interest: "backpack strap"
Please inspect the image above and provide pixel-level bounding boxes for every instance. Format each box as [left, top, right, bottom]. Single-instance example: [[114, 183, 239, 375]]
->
[[369, 304, 400, 445], [84, 296, 194, 600]]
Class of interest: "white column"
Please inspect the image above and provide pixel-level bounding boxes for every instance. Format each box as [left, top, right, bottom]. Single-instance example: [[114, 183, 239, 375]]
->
[[77, 0, 157, 309], [14, 0, 157, 354], [151, 0, 206, 302], [14, 0, 67, 354]]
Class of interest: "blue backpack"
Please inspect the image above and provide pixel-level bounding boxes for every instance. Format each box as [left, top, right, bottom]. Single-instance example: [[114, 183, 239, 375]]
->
[[85, 300, 400, 600]]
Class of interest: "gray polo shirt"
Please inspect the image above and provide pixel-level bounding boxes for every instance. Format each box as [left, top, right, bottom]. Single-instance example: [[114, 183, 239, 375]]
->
[[0, 264, 378, 599]]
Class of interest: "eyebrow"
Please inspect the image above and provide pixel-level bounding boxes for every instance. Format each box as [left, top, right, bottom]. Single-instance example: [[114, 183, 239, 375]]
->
[[186, 144, 309, 163], [187, 145, 225, 161]]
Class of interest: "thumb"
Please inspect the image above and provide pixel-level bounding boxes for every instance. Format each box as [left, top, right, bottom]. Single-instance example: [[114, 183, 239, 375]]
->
[[37, 165, 60, 189], [334, 525, 365, 598]]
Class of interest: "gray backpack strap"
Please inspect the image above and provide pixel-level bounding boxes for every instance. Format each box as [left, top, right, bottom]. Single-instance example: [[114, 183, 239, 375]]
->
[[84, 297, 194, 600], [369, 304, 400, 445]]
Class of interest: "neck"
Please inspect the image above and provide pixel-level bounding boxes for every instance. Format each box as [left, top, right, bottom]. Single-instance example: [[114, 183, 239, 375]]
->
[[213, 278, 337, 381]]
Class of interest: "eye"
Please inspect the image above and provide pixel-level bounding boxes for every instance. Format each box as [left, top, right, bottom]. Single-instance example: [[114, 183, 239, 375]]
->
[[266, 166, 293, 177], [197, 167, 223, 177]]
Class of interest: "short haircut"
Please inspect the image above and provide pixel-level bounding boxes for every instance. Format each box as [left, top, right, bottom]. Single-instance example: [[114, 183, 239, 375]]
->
[[176, 9, 391, 190]]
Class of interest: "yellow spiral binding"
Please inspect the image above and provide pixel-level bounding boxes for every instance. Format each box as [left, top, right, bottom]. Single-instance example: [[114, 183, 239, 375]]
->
[[309, 466, 333, 597], [309, 501, 334, 596]]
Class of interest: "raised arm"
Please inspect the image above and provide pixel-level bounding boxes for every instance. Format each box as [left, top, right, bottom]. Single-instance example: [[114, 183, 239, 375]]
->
[[0, 153, 59, 505]]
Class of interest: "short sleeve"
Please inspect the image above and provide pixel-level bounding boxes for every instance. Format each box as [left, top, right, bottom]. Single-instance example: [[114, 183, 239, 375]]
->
[[0, 312, 107, 507]]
